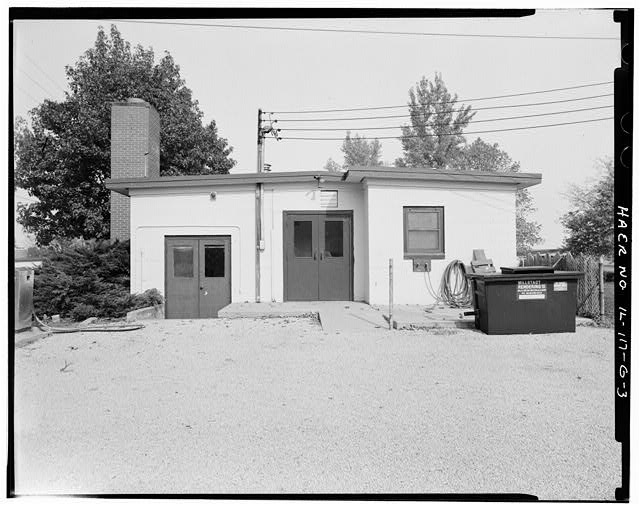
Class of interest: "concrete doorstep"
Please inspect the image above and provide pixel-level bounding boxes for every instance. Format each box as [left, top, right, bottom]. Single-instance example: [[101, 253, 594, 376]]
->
[[126, 304, 165, 322], [218, 302, 317, 319], [219, 301, 388, 332], [219, 302, 474, 333]]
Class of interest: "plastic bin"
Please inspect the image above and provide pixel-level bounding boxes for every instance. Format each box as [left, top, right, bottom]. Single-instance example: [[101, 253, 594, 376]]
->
[[14, 268, 34, 331]]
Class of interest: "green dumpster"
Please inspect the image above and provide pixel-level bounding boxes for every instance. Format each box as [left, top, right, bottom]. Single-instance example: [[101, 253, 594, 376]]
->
[[467, 267, 584, 335]]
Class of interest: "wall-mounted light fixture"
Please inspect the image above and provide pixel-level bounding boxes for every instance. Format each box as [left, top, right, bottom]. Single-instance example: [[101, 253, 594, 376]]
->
[[313, 175, 325, 187], [210, 191, 217, 200]]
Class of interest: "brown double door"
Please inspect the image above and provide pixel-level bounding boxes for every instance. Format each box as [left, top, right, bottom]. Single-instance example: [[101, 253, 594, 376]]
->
[[284, 212, 352, 301], [165, 236, 231, 318]]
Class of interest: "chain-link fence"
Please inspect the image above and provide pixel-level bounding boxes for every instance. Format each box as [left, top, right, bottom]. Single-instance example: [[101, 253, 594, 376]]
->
[[519, 252, 606, 318]]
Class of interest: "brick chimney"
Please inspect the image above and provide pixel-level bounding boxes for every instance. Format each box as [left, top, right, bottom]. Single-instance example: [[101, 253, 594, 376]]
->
[[110, 98, 160, 241]]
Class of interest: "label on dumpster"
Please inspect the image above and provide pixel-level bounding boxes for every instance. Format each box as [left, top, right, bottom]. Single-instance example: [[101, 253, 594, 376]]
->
[[553, 281, 568, 292], [517, 280, 547, 300]]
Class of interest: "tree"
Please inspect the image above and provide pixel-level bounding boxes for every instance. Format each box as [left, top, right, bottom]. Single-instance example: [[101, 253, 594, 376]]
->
[[397, 73, 474, 169], [396, 75, 542, 254], [323, 158, 343, 173], [15, 25, 236, 245], [453, 137, 542, 254], [452, 137, 518, 173], [561, 158, 614, 257], [515, 189, 543, 255], [341, 131, 383, 168]]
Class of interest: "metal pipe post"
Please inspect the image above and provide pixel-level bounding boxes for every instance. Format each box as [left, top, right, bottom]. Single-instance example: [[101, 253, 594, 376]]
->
[[599, 255, 605, 318], [389, 258, 393, 330]]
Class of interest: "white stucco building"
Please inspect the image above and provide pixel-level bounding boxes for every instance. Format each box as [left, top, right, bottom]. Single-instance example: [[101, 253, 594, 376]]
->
[[106, 99, 541, 318]]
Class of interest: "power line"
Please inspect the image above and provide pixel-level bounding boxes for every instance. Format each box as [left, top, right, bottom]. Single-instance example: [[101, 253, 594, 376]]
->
[[272, 93, 613, 122], [268, 81, 614, 114], [16, 87, 39, 103], [22, 53, 67, 94], [279, 104, 613, 131], [449, 190, 515, 214], [274, 116, 613, 140], [18, 68, 58, 97], [107, 19, 618, 41]]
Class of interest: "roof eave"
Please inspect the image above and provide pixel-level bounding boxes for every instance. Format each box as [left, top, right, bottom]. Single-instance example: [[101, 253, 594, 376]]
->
[[105, 171, 348, 196], [344, 168, 542, 188]]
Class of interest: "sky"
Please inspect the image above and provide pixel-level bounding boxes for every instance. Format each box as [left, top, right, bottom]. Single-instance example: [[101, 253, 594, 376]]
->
[[12, 9, 620, 248]]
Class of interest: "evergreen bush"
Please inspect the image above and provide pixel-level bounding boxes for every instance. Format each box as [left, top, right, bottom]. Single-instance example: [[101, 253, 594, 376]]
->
[[33, 239, 163, 321]]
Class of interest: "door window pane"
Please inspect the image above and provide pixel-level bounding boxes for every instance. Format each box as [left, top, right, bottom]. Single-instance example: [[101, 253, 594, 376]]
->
[[173, 246, 194, 277], [205, 246, 225, 277], [294, 221, 313, 257], [324, 221, 343, 258]]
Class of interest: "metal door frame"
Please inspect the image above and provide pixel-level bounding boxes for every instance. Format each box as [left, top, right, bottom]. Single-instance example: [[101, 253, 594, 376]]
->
[[282, 211, 354, 302], [164, 235, 232, 317]]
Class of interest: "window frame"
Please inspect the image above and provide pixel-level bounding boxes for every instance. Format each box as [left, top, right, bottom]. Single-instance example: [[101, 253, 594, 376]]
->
[[403, 206, 445, 259]]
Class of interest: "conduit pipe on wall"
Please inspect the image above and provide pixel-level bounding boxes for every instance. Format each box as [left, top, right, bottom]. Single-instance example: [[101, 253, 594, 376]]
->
[[255, 182, 262, 303]]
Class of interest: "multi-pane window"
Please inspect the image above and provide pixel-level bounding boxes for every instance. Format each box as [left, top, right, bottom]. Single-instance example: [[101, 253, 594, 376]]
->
[[403, 206, 445, 258]]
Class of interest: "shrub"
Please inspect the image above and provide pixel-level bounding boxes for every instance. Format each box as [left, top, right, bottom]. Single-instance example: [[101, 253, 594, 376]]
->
[[131, 288, 163, 310], [33, 239, 164, 321]]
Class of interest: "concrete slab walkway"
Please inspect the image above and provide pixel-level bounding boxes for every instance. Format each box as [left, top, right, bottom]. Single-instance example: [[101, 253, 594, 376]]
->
[[216, 302, 593, 334], [374, 304, 476, 330], [219, 301, 388, 332]]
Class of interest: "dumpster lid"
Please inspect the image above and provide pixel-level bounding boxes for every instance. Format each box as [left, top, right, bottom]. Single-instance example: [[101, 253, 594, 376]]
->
[[467, 270, 584, 281], [500, 266, 555, 274]]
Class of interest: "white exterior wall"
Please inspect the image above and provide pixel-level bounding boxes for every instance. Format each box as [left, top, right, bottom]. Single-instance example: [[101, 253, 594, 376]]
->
[[365, 180, 518, 306], [261, 182, 366, 302], [127, 178, 521, 308], [129, 186, 256, 302]]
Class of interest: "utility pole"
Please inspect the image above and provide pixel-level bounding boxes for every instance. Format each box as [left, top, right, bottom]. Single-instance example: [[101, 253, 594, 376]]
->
[[257, 109, 265, 173], [255, 109, 280, 303], [255, 109, 263, 302]]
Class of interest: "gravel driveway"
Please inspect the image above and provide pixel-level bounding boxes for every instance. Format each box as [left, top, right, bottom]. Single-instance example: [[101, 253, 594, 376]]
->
[[14, 318, 619, 498]]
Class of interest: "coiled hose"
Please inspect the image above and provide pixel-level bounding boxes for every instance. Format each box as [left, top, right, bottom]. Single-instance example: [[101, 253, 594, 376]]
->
[[439, 260, 473, 308], [423, 260, 473, 308], [33, 312, 145, 333]]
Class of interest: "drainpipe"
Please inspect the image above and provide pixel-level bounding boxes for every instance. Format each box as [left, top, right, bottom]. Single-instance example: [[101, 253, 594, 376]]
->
[[255, 109, 264, 302]]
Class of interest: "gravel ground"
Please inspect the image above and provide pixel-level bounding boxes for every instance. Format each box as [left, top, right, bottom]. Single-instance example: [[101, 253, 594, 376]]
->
[[14, 318, 619, 498]]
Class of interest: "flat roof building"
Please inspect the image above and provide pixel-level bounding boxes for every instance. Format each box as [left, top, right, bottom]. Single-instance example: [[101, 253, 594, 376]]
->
[[106, 99, 541, 318]]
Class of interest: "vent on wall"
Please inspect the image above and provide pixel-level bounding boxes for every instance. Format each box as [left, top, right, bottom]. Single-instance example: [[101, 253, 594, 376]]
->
[[320, 190, 338, 208]]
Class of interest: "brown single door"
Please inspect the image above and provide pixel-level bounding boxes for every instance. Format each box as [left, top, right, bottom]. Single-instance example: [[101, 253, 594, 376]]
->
[[284, 214, 319, 301], [199, 237, 231, 318], [284, 212, 352, 301], [319, 215, 351, 300], [165, 236, 231, 318]]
